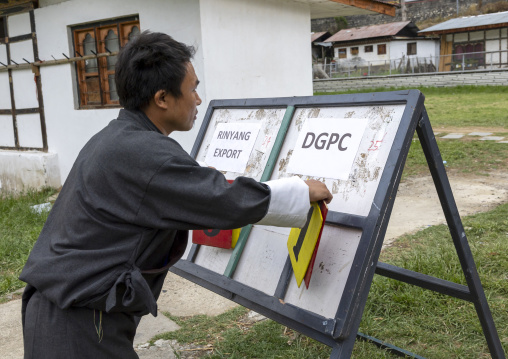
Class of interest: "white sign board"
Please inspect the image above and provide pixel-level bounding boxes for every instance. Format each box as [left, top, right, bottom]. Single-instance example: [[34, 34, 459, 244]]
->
[[287, 118, 368, 180], [205, 122, 261, 173]]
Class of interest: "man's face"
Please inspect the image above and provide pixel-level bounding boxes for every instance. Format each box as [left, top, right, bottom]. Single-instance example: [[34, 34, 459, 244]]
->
[[163, 62, 202, 134]]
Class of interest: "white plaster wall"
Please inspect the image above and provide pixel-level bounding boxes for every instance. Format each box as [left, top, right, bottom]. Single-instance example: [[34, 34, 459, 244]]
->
[[0, 72, 11, 109], [33, 0, 315, 184], [199, 0, 312, 100], [0, 115, 15, 147], [7, 12, 31, 37], [0, 150, 61, 192], [389, 39, 438, 60], [17, 114, 44, 148], [34, 0, 203, 182], [11, 69, 38, 109], [334, 42, 389, 66], [501, 39, 507, 63], [196, 0, 313, 148], [0, 45, 11, 110], [184, 0, 313, 154]]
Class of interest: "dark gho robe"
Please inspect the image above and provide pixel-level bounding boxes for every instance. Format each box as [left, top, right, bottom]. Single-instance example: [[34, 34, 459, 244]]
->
[[19, 109, 274, 358]]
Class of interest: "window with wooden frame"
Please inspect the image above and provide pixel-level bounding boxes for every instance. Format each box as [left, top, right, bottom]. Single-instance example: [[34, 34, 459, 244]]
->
[[364, 45, 373, 53], [338, 48, 347, 59], [350, 47, 359, 56], [72, 17, 140, 108], [377, 44, 387, 55], [407, 42, 417, 55]]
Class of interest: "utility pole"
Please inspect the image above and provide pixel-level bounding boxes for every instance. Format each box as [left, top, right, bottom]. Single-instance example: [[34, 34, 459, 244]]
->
[[401, 0, 407, 21]]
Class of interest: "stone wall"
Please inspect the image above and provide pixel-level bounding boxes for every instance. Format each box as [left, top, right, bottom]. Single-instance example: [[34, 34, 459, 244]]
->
[[311, 0, 500, 33], [313, 69, 508, 92]]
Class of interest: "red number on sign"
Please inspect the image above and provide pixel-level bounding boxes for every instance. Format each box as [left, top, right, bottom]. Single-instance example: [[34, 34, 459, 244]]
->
[[262, 136, 271, 147], [368, 132, 387, 151]]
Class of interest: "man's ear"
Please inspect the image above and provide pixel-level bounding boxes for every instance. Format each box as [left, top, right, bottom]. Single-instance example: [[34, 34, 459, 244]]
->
[[153, 90, 168, 110]]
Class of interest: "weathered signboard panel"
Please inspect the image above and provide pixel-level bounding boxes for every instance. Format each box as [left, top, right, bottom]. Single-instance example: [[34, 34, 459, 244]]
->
[[171, 91, 504, 358]]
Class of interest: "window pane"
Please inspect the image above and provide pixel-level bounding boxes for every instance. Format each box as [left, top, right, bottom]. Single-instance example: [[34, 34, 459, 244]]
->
[[108, 74, 119, 101], [128, 26, 140, 41], [85, 76, 101, 104], [83, 33, 97, 73], [105, 30, 119, 71]]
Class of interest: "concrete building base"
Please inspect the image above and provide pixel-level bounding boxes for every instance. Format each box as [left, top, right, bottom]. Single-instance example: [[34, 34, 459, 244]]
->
[[0, 151, 61, 193]]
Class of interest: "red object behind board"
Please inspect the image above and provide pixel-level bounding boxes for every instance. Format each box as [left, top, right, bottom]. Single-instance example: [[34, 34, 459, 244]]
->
[[192, 180, 235, 249]]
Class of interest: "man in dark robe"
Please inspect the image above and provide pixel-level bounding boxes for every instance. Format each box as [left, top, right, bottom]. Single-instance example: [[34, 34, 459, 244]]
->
[[19, 31, 333, 358]]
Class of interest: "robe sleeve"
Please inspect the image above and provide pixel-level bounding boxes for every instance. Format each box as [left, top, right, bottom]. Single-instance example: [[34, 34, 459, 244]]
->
[[135, 155, 271, 230]]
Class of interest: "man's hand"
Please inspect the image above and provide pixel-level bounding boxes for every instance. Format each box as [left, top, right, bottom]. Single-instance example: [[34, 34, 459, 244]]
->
[[305, 179, 333, 204]]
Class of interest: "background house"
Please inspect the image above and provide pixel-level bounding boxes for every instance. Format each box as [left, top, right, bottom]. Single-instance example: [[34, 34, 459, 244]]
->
[[324, 21, 439, 75], [419, 11, 508, 72], [0, 0, 395, 192], [311, 31, 332, 60]]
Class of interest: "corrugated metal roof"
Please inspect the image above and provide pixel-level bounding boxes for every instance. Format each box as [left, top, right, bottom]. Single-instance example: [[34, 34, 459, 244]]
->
[[324, 21, 413, 42], [419, 11, 508, 33], [311, 32, 328, 42]]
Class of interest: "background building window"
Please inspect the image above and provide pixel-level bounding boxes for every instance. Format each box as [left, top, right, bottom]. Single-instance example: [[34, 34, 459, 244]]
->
[[377, 44, 386, 55], [364, 45, 373, 53], [350, 47, 359, 55], [73, 17, 140, 108], [338, 48, 347, 58], [407, 42, 417, 55]]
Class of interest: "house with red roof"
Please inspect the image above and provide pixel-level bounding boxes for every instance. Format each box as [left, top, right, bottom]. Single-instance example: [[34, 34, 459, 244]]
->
[[324, 21, 439, 74]]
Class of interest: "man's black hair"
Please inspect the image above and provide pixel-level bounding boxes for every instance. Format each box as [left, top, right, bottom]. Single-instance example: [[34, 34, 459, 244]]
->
[[115, 31, 195, 110]]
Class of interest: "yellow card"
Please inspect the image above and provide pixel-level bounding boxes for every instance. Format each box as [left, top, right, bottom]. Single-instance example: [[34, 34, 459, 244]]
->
[[287, 202, 323, 287], [231, 228, 241, 248]]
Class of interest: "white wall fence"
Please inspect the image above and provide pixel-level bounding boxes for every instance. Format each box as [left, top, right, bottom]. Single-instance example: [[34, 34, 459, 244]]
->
[[314, 49, 508, 79], [313, 68, 508, 92]]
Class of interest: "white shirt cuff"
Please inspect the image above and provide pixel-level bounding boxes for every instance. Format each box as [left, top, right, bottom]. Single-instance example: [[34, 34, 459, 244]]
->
[[255, 176, 310, 228]]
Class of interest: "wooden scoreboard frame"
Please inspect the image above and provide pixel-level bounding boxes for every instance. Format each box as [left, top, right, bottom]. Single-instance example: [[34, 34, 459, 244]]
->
[[170, 90, 505, 358]]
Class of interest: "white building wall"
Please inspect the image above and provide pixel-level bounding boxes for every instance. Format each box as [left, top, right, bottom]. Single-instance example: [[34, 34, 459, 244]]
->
[[0, 150, 60, 192], [22, 0, 315, 185], [389, 39, 437, 60], [197, 0, 312, 103], [34, 0, 203, 183], [333, 39, 438, 68]]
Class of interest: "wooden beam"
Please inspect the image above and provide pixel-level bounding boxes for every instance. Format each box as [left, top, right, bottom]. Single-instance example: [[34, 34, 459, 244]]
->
[[0, 51, 119, 73], [328, 0, 396, 17]]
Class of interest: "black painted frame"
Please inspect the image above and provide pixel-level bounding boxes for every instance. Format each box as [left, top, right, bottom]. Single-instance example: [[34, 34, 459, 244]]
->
[[170, 90, 505, 358]]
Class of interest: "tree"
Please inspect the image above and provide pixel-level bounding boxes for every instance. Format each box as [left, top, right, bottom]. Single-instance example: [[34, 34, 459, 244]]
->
[[328, 16, 348, 34], [334, 16, 348, 32]]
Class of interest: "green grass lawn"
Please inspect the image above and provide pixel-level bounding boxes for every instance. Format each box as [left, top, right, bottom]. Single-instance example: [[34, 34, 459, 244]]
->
[[315, 85, 508, 129], [404, 137, 508, 179], [0, 189, 54, 300]]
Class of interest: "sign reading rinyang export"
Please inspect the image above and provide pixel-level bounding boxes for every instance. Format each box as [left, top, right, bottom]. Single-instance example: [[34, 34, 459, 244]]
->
[[287, 118, 368, 180], [205, 122, 261, 173]]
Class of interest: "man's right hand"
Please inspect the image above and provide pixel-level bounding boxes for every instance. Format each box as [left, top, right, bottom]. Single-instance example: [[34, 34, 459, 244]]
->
[[305, 179, 333, 204]]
